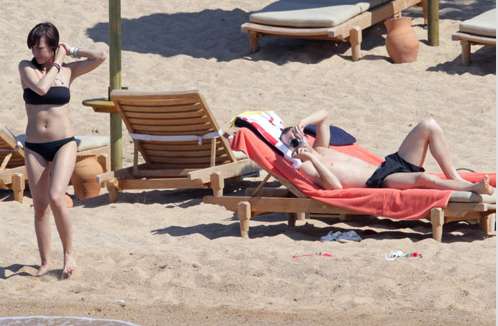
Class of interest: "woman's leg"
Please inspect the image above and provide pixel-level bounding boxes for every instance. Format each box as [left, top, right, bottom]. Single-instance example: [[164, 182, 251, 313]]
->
[[397, 117, 466, 181], [25, 149, 51, 276], [48, 140, 77, 279], [384, 172, 493, 194]]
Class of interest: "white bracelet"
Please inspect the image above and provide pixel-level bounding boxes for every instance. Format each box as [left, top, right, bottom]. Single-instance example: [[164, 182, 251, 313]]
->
[[69, 47, 80, 58]]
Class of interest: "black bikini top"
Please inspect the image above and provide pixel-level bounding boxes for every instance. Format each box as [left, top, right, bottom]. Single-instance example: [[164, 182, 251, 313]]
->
[[23, 58, 70, 105], [23, 87, 70, 105]]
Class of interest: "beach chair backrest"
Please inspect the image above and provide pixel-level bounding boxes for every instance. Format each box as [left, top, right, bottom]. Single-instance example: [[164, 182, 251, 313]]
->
[[0, 126, 24, 170], [111, 90, 237, 169]]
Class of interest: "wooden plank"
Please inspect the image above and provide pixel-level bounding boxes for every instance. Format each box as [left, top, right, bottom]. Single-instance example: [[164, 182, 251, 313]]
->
[[452, 32, 496, 46], [148, 155, 230, 164], [131, 168, 194, 178], [242, 22, 334, 37], [141, 141, 223, 151], [127, 116, 210, 126], [143, 148, 225, 158], [121, 103, 203, 113], [132, 123, 214, 132], [188, 160, 259, 183], [119, 178, 205, 190], [203, 195, 356, 215], [119, 98, 199, 108], [124, 110, 206, 119]]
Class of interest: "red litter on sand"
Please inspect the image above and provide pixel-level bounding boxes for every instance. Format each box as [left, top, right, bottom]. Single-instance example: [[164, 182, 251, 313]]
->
[[292, 251, 332, 259]]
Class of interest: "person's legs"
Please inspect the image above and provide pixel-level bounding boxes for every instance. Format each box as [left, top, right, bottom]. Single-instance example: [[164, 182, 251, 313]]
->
[[25, 149, 51, 276], [397, 117, 466, 181], [384, 172, 493, 194], [48, 140, 77, 279]]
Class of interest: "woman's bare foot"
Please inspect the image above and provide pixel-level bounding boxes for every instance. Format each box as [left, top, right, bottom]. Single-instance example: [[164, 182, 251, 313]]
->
[[473, 176, 495, 195], [61, 254, 76, 279], [36, 263, 49, 277]]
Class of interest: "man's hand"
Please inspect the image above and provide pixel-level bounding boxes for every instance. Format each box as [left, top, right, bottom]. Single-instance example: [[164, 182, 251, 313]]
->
[[293, 146, 315, 161]]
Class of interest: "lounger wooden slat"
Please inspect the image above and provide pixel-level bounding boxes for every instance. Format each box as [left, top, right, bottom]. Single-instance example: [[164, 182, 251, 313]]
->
[[243, 0, 424, 61], [121, 103, 203, 113], [127, 117, 211, 126], [99, 89, 259, 203], [124, 111, 207, 119]]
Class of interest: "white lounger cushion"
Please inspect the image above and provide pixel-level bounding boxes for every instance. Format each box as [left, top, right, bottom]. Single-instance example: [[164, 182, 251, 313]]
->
[[450, 191, 495, 204], [249, 0, 392, 28], [459, 8, 496, 38]]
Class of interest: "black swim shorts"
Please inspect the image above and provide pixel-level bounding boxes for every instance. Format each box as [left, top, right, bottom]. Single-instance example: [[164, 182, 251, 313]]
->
[[366, 152, 425, 188]]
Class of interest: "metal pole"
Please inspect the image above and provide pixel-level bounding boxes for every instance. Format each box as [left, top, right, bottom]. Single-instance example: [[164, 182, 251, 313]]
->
[[428, 0, 439, 46], [109, 0, 123, 170]]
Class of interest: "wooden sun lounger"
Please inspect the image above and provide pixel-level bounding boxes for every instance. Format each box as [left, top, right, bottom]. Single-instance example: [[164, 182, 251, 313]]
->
[[452, 9, 496, 65], [242, 0, 425, 61], [0, 126, 109, 203], [204, 167, 496, 242], [98, 90, 259, 202], [452, 33, 496, 65]]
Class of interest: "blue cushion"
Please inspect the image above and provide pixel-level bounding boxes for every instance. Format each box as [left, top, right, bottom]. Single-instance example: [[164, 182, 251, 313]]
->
[[304, 125, 356, 146]]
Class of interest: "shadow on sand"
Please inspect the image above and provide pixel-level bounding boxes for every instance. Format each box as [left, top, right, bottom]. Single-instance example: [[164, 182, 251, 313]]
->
[[151, 212, 489, 242], [86, 8, 397, 64]]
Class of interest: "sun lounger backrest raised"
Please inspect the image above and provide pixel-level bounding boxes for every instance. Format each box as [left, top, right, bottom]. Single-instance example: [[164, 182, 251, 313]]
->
[[111, 90, 237, 170], [0, 126, 25, 170]]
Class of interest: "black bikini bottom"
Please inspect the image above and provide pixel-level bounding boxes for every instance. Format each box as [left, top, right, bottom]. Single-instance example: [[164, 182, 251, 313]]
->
[[366, 152, 425, 188], [25, 137, 76, 162]]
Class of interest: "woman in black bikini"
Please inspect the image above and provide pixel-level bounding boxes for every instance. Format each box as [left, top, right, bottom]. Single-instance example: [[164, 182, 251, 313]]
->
[[18, 22, 105, 278]]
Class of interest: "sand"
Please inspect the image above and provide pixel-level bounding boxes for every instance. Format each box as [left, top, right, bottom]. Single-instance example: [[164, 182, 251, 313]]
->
[[0, 0, 496, 325]]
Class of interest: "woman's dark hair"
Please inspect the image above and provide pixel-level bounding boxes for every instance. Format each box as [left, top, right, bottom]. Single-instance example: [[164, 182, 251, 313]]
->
[[27, 22, 59, 52]]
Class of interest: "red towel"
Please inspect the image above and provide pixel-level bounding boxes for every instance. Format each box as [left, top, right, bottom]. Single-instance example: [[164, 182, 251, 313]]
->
[[232, 128, 495, 220]]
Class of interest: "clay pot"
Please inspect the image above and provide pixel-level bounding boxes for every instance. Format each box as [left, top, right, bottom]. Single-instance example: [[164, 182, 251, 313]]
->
[[385, 17, 419, 63], [65, 194, 73, 208], [71, 156, 104, 200]]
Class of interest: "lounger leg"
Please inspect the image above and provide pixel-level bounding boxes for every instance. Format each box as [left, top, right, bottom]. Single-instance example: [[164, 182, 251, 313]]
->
[[210, 172, 224, 197], [12, 173, 25, 203], [288, 212, 306, 228], [430, 208, 444, 242], [460, 40, 471, 65], [238, 201, 252, 239], [421, 0, 428, 25], [479, 213, 495, 236], [249, 32, 260, 53], [106, 178, 120, 203], [349, 27, 362, 61]]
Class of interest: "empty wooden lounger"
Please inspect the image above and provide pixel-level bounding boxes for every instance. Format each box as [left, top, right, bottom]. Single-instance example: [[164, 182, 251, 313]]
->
[[0, 126, 110, 203], [98, 90, 259, 203], [242, 0, 425, 60], [452, 9, 496, 65], [204, 129, 496, 242]]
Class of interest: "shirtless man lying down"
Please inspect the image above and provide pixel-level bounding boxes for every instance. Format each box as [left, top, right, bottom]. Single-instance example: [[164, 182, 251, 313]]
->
[[279, 110, 494, 195]]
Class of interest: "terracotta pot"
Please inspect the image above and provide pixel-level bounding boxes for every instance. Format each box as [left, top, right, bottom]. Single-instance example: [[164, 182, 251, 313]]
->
[[385, 17, 419, 63], [71, 156, 104, 200], [65, 194, 73, 208]]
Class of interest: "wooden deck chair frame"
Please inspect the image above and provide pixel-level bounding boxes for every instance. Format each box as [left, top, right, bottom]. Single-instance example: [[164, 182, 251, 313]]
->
[[242, 0, 425, 61], [0, 126, 109, 203], [452, 32, 496, 65], [204, 165, 496, 242], [98, 90, 259, 203]]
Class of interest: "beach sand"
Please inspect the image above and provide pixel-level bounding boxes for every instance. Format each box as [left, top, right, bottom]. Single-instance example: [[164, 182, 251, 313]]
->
[[0, 0, 495, 325]]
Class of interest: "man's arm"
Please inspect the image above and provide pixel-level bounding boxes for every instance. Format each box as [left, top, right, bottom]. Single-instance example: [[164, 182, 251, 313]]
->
[[297, 150, 342, 190], [297, 110, 330, 148]]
